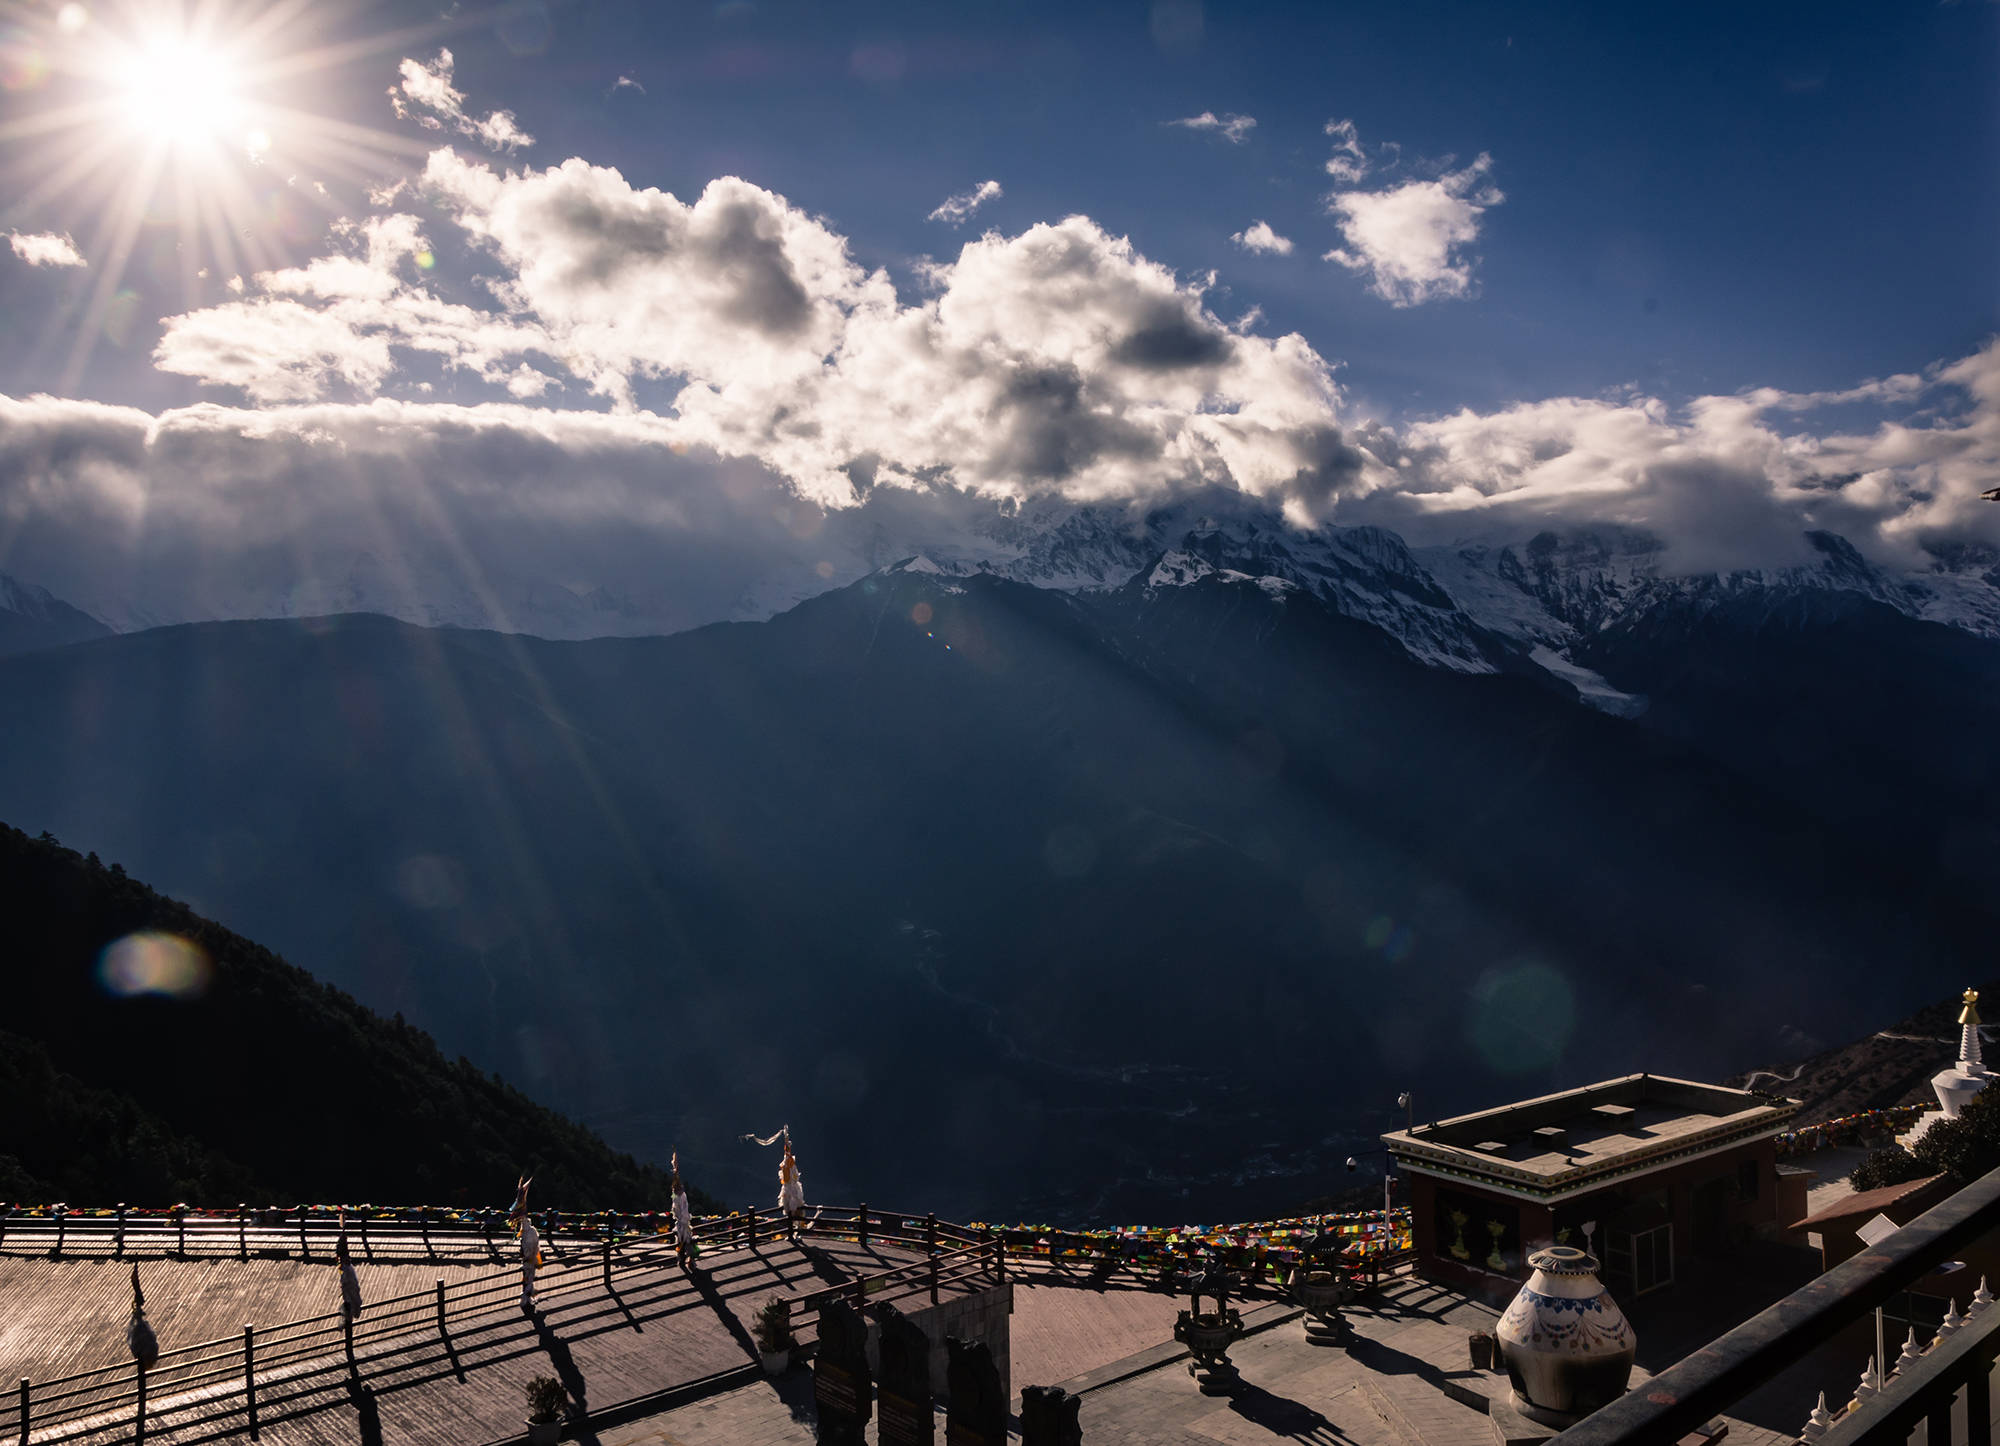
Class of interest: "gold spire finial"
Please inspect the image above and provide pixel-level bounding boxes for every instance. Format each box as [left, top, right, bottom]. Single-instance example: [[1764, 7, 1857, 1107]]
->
[[1961, 988, 1981, 1026]]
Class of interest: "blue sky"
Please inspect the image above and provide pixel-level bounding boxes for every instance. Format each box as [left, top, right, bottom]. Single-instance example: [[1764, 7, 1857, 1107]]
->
[[0, 0, 1994, 632], [480, 0, 1995, 410]]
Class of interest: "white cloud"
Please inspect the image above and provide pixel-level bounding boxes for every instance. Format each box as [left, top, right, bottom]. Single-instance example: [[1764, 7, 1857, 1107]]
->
[[422, 153, 873, 412], [1324, 154, 1502, 307], [1323, 118, 1368, 183], [0, 393, 860, 635], [4, 344, 1998, 641], [1231, 222, 1293, 256], [8, 231, 85, 268], [152, 300, 398, 402], [610, 75, 645, 95], [153, 211, 559, 403], [390, 50, 535, 152], [142, 146, 1365, 521], [928, 180, 1003, 227], [1348, 340, 2000, 576], [1169, 112, 1256, 144], [26, 120, 1993, 634]]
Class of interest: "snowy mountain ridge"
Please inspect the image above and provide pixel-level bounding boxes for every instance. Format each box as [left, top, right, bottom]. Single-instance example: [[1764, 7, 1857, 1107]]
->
[[904, 502, 2000, 710], [16, 497, 2000, 711]]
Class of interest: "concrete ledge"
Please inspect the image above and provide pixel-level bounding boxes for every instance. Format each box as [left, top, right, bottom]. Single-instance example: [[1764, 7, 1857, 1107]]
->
[[477, 1359, 765, 1445], [1488, 1392, 1562, 1446], [1051, 1301, 1304, 1397], [1439, 1373, 1495, 1413]]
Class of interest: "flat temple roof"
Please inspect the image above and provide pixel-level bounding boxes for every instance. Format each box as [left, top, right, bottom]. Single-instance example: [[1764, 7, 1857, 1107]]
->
[[1383, 1073, 1800, 1203]]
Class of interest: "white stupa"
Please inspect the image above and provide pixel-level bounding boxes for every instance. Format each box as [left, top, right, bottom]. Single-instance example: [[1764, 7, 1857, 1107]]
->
[[1903, 988, 1990, 1148]]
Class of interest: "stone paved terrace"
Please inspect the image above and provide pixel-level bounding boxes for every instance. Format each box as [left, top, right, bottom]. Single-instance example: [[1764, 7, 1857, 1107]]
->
[[18, 1221, 2000, 1445], [1, 1228, 970, 1445], [591, 1266, 2000, 1446]]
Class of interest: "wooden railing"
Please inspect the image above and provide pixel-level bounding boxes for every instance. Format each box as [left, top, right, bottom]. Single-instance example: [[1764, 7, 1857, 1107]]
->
[[0, 1205, 795, 1444], [1552, 1162, 2000, 1446], [0, 1199, 1378, 1443], [0, 1203, 699, 1265]]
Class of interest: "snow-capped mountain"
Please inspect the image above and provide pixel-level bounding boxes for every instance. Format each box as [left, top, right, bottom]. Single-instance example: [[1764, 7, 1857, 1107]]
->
[[862, 500, 2000, 712], [24, 486, 2000, 716], [918, 503, 1512, 674], [1416, 527, 2000, 674], [996, 506, 2000, 713], [0, 574, 112, 657]]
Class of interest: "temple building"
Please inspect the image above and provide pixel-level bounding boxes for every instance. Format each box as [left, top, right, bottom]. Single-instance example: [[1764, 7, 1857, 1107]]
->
[[1381, 1073, 1801, 1299]]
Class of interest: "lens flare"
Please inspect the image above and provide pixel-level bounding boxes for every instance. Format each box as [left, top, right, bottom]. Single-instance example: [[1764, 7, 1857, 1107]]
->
[[0, 27, 48, 90], [98, 931, 212, 998], [1466, 960, 1575, 1074]]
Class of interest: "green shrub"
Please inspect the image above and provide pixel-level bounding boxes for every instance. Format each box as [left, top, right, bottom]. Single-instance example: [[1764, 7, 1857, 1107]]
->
[[1852, 1145, 1929, 1192], [525, 1375, 567, 1424], [753, 1297, 795, 1354]]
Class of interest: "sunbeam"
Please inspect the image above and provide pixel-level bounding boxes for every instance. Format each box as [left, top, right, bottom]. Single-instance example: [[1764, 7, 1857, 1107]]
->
[[0, 0, 442, 389]]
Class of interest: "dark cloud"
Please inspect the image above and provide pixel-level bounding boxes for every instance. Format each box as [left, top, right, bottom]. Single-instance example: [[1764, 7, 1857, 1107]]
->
[[1110, 300, 1235, 372]]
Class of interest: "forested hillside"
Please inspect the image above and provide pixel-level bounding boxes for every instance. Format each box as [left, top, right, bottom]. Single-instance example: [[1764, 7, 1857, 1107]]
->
[[0, 824, 715, 1212]]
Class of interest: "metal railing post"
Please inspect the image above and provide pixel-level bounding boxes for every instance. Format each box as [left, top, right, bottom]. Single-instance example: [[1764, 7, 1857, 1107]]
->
[[50, 1206, 64, 1258], [928, 1214, 940, 1303], [296, 1206, 309, 1260], [115, 1203, 127, 1259], [435, 1279, 447, 1335], [17, 1377, 28, 1446], [238, 1204, 248, 1261], [175, 1207, 186, 1258], [243, 1325, 258, 1438], [0, 1204, 10, 1253], [602, 1237, 612, 1291], [858, 1202, 869, 1249]]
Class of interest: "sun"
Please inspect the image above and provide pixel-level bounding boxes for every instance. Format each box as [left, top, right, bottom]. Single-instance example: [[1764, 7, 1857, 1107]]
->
[[111, 35, 245, 148], [0, 0, 434, 391]]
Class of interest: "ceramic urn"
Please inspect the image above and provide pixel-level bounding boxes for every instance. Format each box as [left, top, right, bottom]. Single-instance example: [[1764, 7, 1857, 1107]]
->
[[1494, 1246, 1636, 1420]]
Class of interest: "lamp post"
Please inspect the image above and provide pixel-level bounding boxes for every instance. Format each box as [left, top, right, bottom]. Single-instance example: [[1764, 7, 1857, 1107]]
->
[[1345, 1152, 1398, 1281]]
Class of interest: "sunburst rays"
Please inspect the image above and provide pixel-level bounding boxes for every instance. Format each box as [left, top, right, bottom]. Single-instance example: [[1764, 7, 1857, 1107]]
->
[[0, 0, 444, 390]]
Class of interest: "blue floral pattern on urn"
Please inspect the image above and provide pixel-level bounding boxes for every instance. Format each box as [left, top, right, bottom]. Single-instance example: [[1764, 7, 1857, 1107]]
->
[[1494, 1246, 1635, 1420]]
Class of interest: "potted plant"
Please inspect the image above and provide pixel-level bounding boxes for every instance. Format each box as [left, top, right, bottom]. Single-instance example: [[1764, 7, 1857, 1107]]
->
[[753, 1296, 796, 1375], [524, 1374, 566, 1444]]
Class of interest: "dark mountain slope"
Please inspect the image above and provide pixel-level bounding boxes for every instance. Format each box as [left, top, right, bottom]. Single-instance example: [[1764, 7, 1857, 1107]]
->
[[1580, 590, 2000, 944], [0, 1030, 260, 1203], [0, 825, 712, 1211], [1728, 982, 2000, 1126], [0, 569, 1985, 1219], [1088, 574, 1977, 1080]]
